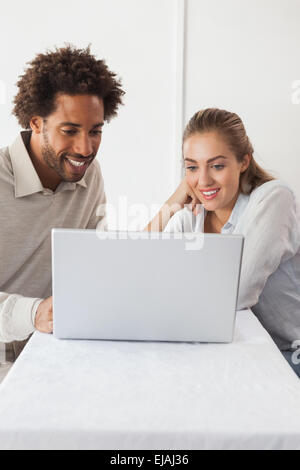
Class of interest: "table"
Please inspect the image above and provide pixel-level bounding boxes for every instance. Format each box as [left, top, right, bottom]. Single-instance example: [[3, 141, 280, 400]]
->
[[0, 310, 299, 450]]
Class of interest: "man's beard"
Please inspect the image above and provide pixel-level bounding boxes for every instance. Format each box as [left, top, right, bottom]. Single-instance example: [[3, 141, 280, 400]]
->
[[41, 131, 94, 183]]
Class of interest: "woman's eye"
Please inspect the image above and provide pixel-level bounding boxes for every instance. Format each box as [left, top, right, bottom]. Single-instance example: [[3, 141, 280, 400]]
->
[[212, 164, 225, 170], [186, 166, 197, 172]]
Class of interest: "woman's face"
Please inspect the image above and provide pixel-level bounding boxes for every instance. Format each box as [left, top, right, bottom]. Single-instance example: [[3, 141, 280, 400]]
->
[[183, 131, 249, 213]]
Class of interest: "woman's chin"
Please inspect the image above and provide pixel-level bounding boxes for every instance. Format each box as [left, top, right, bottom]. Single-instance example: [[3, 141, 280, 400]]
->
[[201, 200, 219, 211]]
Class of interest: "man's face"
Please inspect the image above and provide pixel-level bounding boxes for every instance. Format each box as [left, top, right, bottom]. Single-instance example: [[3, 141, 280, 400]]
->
[[40, 94, 104, 183]]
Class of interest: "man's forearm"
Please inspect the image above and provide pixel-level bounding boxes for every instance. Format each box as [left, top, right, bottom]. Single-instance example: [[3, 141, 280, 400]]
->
[[0, 292, 42, 343]]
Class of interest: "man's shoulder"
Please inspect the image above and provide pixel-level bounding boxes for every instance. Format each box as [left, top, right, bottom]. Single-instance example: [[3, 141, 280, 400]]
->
[[84, 158, 104, 188], [0, 144, 14, 181], [0, 144, 11, 165]]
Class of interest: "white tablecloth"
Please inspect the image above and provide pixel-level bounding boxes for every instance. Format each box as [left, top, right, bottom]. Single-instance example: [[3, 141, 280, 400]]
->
[[0, 310, 299, 450]]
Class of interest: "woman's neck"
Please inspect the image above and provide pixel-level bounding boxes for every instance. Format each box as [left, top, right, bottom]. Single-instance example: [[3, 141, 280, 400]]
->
[[210, 191, 240, 230]]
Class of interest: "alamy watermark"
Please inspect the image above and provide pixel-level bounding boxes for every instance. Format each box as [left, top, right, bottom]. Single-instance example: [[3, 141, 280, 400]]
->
[[95, 198, 205, 251], [291, 340, 300, 366]]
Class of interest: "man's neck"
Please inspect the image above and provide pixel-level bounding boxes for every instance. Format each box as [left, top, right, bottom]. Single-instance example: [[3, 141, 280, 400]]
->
[[26, 133, 62, 191]]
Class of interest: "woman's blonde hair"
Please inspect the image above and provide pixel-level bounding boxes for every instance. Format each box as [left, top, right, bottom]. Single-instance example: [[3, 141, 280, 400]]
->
[[183, 108, 275, 194]]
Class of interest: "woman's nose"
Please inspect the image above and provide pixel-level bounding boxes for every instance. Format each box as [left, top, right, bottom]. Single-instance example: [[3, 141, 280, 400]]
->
[[196, 170, 215, 188]]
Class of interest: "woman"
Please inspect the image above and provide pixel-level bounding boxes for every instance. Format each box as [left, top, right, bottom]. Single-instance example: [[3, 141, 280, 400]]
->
[[146, 108, 300, 377]]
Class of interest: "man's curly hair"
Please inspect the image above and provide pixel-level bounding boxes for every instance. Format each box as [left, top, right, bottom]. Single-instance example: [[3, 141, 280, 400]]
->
[[13, 45, 125, 129]]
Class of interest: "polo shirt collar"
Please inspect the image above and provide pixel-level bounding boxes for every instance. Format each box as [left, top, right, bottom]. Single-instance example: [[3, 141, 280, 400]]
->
[[9, 131, 87, 198]]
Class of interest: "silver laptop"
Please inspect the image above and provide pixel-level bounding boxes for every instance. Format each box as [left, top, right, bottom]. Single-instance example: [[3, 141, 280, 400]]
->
[[52, 229, 244, 343]]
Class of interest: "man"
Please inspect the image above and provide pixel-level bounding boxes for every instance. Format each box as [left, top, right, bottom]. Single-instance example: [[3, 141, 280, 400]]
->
[[0, 45, 124, 363]]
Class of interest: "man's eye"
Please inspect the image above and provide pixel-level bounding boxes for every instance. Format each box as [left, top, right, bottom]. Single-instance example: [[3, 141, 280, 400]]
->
[[90, 130, 102, 136], [63, 130, 77, 136]]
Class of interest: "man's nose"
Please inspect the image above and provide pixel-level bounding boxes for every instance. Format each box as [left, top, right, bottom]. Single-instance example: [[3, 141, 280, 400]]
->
[[73, 134, 93, 157]]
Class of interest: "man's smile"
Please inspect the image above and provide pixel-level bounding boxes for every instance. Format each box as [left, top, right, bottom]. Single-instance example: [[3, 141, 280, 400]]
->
[[64, 156, 91, 174]]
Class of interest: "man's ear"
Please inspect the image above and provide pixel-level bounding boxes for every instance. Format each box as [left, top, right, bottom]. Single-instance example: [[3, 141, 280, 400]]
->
[[241, 154, 251, 174], [30, 116, 44, 135]]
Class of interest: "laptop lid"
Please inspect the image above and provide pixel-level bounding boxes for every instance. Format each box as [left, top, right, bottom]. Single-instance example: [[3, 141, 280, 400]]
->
[[52, 229, 244, 343]]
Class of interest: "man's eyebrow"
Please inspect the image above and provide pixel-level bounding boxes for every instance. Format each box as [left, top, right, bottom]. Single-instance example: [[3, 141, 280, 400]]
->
[[184, 156, 227, 164], [92, 122, 104, 128], [60, 122, 81, 127], [59, 122, 104, 128]]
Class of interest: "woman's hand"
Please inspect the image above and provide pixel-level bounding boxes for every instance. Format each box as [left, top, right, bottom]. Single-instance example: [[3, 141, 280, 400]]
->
[[145, 177, 201, 232], [167, 177, 201, 216]]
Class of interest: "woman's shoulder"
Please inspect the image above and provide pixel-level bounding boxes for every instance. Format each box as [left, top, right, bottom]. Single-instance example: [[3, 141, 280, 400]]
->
[[235, 179, 298, 231], [239, 179, 300, 231], [249, 179, 297, 206]]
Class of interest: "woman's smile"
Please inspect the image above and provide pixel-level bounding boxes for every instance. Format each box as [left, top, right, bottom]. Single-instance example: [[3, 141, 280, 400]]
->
[[199, 188, 221, 200]]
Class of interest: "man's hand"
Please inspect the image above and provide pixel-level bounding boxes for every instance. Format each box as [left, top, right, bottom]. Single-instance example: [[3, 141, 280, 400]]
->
[[35, 296, 53, 334]]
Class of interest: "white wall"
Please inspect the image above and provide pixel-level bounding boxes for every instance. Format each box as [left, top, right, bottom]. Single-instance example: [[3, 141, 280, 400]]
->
[[184, 0, 300, 202], [1, 0, 300, 228]]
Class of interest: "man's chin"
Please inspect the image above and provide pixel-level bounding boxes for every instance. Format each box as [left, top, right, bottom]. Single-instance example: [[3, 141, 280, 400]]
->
[[62, 173, 85, 183], [62, 158, 90, 182]]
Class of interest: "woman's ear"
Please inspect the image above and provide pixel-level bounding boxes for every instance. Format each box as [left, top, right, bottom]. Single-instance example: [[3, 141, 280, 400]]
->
[[241, 154, 251, 173]]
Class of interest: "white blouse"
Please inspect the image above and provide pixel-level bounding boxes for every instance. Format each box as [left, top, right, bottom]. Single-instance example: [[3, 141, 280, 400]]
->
[[165, 180, 300, 351]]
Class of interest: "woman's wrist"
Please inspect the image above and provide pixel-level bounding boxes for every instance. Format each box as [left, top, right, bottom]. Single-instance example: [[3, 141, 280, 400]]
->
[[165, 196, 184, 216], [145, 200, 181, 232]]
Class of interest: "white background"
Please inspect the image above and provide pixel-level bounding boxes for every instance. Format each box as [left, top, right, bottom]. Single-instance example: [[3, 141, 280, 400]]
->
[[0, 0, 299, 230], [185, 0, 300, 204]]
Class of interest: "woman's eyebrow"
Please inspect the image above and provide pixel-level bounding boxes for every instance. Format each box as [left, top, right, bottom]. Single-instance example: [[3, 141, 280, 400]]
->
[[184, 156, 227, 164], [207, 155, 227, 163]]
